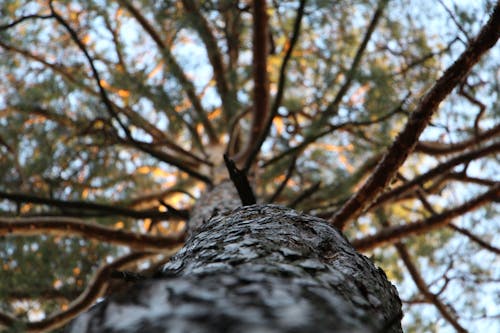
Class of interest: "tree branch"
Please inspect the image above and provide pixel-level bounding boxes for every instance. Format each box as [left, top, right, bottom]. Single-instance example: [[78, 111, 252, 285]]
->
[[352, 183, 499, 251], [449, 223, 500, 255], [0, 191, 188, 220], [330, 5, 500, 230], [224, 154, 256, 206], [0, 217, 186, 251], [321, 0, 388, 121], [117, 0, 217, 142], [367, 142, 500, 211], [242, 0, 306, 172], [0, 252, 157, 333], [0, 13, 53, 30], [415, 123, 500, 155], [395, 242, 468, 332], [268, 156, 297, 203], [181, 0, 232, 120]]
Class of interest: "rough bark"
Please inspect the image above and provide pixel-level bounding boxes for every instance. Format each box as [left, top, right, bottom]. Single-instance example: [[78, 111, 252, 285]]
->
[[67, 205, 402, 333]]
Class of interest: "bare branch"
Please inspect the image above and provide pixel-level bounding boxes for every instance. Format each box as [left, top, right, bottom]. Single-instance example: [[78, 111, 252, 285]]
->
[[321, 0, 388, 121], [449, 223, 500, 255], [415, 123, 500, 155], [0, 252, 157, 333], [368, 142, 500, 210], [268, 156, 297, 203], [0, 217, 186, 251], [0, 13, 53, 30], [0, 191, 188, 220], [181, 0, 232, 119], [352, 183, 499, 251], [117, 0, 217, 142], [395, 243, 468, 332], [240, 0, 306, 171], [330, 5, 500, 230]]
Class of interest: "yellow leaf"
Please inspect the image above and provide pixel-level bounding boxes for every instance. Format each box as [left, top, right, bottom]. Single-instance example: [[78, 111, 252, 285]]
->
[[114, 221, 124, 229], [73, 267, 81, 276]]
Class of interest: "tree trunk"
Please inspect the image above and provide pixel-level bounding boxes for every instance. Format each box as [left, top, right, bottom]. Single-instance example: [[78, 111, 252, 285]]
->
[[67, 204, 402, 333]]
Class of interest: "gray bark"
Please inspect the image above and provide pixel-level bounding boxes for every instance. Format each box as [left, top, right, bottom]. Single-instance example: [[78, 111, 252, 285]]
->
[[68, 205, 402, 333]]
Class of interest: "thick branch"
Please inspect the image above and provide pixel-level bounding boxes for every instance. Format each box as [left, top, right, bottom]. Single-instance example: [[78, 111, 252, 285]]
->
[[0, 217, 186, 251], [242, 0, 306, 171], [330, 5, 500, 230], [352, 184, 499, 251]]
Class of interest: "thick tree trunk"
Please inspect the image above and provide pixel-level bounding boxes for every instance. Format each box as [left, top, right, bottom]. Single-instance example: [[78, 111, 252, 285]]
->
[[68, 204, 402, 333]]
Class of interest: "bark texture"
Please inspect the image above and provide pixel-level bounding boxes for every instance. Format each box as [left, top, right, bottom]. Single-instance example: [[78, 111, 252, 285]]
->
[[68, 205, 402, 333]]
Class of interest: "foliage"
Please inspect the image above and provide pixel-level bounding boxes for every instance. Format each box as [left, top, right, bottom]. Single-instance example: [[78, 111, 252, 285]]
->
[[0, 0, 498, 331]]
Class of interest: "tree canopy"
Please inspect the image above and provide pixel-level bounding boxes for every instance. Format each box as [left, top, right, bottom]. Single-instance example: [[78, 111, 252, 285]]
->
[[0, 0, 499, 332]]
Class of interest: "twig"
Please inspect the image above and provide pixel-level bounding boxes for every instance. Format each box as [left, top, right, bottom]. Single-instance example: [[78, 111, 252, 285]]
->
[[396, 242, 468, 332]]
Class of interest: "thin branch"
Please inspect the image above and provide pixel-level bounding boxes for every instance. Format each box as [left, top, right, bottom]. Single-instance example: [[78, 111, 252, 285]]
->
[[352, 183, 499, 251], [268, 156, 297, 203], [449, 223, 500, 255], [395, 243, 468, 332], [0, 191, 187, 220], [263, 97, 406, 168], [415, 123, 499, 155], [368, 142, 500, 211], [241, 0, 306, 171], [0, 14, 53, 30], [181, 0, 232, 120], [0, 252, 157, 333], [117, 0, 217, 142], [321, 0, 388, 121], [330, 5, 500, 230], [289, 181, 321, 208], [45, 3, 212, 183], [0, 216, 186, 251]]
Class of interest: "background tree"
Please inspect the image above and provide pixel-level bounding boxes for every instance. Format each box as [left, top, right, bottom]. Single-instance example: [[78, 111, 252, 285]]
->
[[0, 0, 498, 332]]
